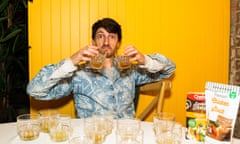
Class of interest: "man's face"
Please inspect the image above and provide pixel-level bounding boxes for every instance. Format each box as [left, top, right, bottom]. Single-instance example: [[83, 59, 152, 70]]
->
[[92, 28, 120, 58]]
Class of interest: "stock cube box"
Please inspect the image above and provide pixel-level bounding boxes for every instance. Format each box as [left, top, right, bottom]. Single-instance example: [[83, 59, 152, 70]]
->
[[186, 92, 206, 142]]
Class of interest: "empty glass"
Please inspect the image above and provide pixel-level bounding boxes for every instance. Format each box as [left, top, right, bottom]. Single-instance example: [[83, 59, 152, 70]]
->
[[156, 132, 179, 144], [116, 129, 144, 144], [17, 114, 41, 141], [116, 118, 143, 144], [153, 112, 176, 136], [117, 118, 141, 132], [172, 122, 184, 143]]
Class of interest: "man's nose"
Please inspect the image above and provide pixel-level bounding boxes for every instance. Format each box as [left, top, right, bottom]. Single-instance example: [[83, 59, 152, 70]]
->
[[104, 37, 109, 45]]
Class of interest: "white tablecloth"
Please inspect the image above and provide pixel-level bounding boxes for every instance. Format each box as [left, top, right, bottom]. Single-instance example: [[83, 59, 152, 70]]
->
[[0, 119, 240, 144]]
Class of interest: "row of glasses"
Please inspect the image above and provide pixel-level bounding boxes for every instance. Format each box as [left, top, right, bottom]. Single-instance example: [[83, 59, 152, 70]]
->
[[16, 109, 73, 142], [153, 112, 184, 144], [38, 109, 73, 142], [17, 111, 184, 143], [116, 118, 144, 144]]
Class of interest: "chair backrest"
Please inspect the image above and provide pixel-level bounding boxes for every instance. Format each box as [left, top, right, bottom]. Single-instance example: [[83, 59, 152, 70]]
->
[[135, 80, 172, 121]]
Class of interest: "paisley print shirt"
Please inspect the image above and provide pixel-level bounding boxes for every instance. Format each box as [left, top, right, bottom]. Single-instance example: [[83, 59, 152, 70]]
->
[[27, 54, 176, 119]]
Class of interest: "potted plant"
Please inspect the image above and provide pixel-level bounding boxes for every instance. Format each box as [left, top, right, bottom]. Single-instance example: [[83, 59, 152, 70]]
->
[[0, 0, 29, 122]]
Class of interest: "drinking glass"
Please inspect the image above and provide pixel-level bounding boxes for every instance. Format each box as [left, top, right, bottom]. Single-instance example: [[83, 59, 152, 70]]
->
[[89, 53, 106, 70], [93, 110, 114, 136], [69, 136, 94, 144], [49, 114, 73, 142], [84, 117, 107, 144], [117, 55, 131, 70], [156, 132, 179, 144], [155, 122, 183, 144], [172, 122, 184, 143], [17, 113, 41, 141], [116, 129, 144, 144], [156, 122, 184, 144], [117, 118, 141, 132], [38, 109, 59, 133], [153, 112, 176, 136]]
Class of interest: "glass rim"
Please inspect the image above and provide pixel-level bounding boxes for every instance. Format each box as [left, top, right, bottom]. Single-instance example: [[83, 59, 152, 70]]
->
[[17, 113, 40, 120], [153, 112, 176, 121], [153, 112, 175, 116]]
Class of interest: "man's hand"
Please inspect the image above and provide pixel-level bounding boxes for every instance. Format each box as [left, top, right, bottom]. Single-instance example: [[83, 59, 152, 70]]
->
[[124, 45, 146, 65], [70, 45, 99, 65]]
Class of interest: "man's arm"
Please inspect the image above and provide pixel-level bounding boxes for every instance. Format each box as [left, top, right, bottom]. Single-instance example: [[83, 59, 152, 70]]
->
[[26, 59, 77, 100]]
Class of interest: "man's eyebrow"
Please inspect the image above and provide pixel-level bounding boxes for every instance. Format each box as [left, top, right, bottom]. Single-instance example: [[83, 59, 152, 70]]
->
[[96, 30, 104, 34]]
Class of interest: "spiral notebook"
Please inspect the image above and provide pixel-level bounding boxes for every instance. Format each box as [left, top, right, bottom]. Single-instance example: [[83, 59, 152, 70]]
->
[[205, 81, 240, 144]]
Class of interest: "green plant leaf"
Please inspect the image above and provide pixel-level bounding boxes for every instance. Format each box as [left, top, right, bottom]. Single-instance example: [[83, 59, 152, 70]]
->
[[0, 29, 22, 43], [0, 16, 7, 22], [0, 0, 8, 13]]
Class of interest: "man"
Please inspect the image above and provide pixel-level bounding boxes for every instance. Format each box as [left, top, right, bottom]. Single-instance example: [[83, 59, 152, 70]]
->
[[27, 17, 176, 119]]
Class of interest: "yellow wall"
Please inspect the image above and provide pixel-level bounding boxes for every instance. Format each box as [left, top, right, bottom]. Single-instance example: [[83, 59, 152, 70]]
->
[[28, 0, 229, 125]]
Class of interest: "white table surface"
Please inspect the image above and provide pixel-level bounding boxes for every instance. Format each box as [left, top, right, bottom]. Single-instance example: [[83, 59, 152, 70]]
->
[[0, 119, 240, 144]]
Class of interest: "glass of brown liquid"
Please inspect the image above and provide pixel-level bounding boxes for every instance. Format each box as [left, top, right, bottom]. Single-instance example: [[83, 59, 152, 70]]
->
[[117, 55, 131, 70], [90, 53, 106, 70], [49, 114, 73, 142], [38, 109, 59, 133], [84, 117, 107, 144], [17, 114, 41, 141]]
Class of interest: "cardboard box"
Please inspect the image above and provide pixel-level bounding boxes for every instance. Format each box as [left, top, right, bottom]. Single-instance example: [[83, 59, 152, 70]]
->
[[186, 92, 206, 142]]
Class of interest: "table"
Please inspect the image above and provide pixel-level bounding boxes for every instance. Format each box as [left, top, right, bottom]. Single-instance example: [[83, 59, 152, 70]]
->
[[0, 119, 240, 144]]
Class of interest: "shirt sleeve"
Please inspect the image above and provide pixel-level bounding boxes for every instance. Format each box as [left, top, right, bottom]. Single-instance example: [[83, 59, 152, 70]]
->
[[27, 58, 77, 99], [49, 58, 78, 79], [139, 55, 166, 73]]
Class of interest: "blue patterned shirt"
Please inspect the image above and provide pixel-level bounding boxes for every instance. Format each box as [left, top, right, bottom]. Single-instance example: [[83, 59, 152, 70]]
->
[[27, 54, 176, 119]]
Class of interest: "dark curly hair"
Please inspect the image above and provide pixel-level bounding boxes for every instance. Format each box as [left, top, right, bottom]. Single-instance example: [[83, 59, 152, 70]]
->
[[92, 18, 122, 41]]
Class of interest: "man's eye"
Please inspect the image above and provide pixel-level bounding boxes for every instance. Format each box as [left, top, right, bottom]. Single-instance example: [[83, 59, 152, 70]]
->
[[97, 34, 104, 39], [109, 35, 115, 39]]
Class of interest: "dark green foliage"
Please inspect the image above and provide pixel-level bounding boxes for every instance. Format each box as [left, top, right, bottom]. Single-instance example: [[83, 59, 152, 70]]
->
[[0, 0, 29, 123]]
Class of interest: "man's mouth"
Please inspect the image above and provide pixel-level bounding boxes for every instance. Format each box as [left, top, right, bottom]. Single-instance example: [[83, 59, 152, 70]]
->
[[100, 46, 111, 52], [102, 45, 110, 49]]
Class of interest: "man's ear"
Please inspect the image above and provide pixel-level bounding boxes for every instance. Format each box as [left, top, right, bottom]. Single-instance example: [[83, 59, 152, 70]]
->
[[117, 41, 121, 48]]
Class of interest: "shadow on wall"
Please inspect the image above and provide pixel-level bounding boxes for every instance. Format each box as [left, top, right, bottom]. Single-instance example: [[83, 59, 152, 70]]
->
[[30, 94, 73, 112]]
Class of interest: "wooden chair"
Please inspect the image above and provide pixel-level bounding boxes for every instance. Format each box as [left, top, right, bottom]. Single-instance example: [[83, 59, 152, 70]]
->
[[135, 80, 172, 121]]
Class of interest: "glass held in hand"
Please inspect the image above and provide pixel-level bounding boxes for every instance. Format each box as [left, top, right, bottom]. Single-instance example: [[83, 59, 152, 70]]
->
[[117, 55, 131, 70], [89, 52, 106, 70]]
